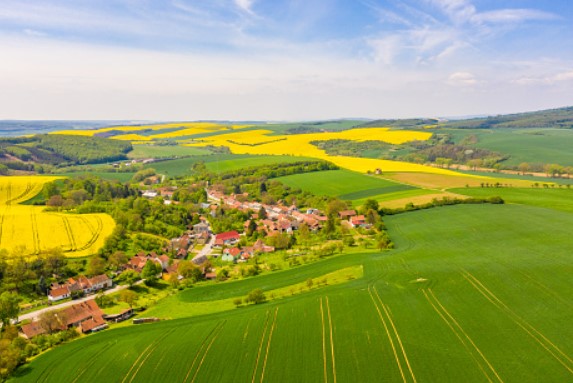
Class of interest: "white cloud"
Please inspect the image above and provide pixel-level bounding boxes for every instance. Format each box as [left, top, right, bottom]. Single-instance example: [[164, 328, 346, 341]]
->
[[235, 0, 255, 14], [447, 71, 478, 86]]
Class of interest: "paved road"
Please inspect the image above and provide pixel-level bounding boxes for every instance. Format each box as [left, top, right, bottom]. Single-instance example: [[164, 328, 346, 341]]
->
[[16, 283, 132, 323], [193, 234, 215, 262]]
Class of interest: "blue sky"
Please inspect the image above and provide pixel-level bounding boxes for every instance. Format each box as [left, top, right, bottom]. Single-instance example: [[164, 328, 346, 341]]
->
[[0, 0, 572, 120]]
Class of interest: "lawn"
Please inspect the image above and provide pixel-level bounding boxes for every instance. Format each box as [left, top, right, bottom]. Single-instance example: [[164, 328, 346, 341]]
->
[[204, 155, 316, 174], [13, 203, 573, 382]]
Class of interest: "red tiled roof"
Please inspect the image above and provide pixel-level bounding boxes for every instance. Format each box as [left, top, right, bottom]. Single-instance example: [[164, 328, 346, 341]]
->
[[21, 321, 48, 339], [215, 231, 240, 241], [49, 286, 69, 298]]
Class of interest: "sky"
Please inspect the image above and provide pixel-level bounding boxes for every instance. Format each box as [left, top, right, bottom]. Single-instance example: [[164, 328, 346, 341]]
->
[[0, 0, 572, 121]]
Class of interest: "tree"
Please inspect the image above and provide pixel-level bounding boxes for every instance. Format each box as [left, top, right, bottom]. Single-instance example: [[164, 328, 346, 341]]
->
[[109, 251, 129, 270], [119, 289, 138, 309], [233, 298, 243, 308], [518, 162, 530, 175], [258, 206, 267, 220], [365, 208, 380, 225], [246, 219, 258, 237], [306, 278, 314, 290], [0, 292, 21, 330], [178, 261, 203, 282], [260, 182, 267, 194], [38, 310, 66, 335], [246, 289, 266, 305], [87, 256, 106, 276], [141, 260, 160, 285], [120, 269, 140, 287], [361, 199, 379, 214]]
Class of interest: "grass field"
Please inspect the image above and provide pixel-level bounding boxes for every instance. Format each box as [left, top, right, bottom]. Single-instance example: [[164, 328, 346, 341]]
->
[[142, 154, 314, 177], [446, 128, 573, 167], [453, 187, 573, 213], [277, 169, 414, 198], [13, 202, 573, 382], [128, 144, 211, 159], [0, 177, 115, 257]]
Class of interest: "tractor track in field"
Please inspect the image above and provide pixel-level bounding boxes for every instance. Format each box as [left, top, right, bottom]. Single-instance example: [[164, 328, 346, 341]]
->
[[121, 328, 176, 383], [462, 270, 573, 375], [74, 215, 103, 252], [182, 320, 226, 383], [368, 284, 417, 383], [190, 321, 226, 383], [259, 307, 279, 383], [320, 298, 329, 383], [61, 216, 77, 252], [251, 310, 272, 383], [30, 209, 41, 254], [70, 342, 111, 383], [422, 289, 503, 383]]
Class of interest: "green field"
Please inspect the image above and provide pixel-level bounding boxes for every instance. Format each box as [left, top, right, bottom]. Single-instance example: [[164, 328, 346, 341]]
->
[[13, 202, 573, 382], [453, 187, 573, 213], [446, 128, 573, 167], [128, 144, 211, 159], [142, 154, 316, 177], [277, 169, 415, 200], [204, 155, 316, 174]]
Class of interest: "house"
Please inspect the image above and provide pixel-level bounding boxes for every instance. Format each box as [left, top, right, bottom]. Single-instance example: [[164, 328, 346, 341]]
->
[[21, 300, 107, 339], [222, 247, 241, 262], [338, 210, 357, 220], [214, 231, 240, 247], [48, 285, 71, 302], [193, 222, 210, 234], [48, 274, 112, 301], [142, 190, 158, 199], [350, 215, 367, 228], [156, 255, 170, 270]]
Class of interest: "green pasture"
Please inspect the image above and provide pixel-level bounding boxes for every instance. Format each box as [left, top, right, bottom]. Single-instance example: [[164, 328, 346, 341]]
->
[[204, 155, 316, 174], [445, 128, 573, 167], [128, 144, 211, 159], [453, 186, 573, 213], [277, 169, 414, 199], [12, 203, 573, 382]]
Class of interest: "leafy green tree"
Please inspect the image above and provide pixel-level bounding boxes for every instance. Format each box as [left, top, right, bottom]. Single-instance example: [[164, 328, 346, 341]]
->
[[0, 292, 21, 330], [119, 289, 138, 309], [246, 289, 266, 305], [142, 261, 160, 285]]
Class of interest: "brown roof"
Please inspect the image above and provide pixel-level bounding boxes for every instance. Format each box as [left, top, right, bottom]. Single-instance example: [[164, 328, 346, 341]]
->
[[49, 286, 70, 298], [159, 255, 170, 263], [62, 300, 103, 326], [89, 274, 111, 285], [21, 321, 48, 339], [80, 315, 107, 333], [215, 231, 240, 241], [339, 210, 357, 218]]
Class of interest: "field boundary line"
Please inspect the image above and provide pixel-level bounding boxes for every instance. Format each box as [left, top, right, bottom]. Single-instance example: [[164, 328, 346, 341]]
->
[[190, 321, 226, 383], [374, 286, 417, 383], [320, 298, 329, 383], [260, 307, 279, 383], [251, 310, 272, 383], [423, 289, 502, 383], [368, 285, 407, 383], [326, 297, 337, 383], [183, 321, 226, 383], [462, 270, 573, 375]]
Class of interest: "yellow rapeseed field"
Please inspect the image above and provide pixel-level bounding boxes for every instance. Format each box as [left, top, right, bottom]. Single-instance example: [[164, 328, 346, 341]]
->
[[52, 122, 251, 139], [184, 127, 460, 175], [0, 176, 115, 258]]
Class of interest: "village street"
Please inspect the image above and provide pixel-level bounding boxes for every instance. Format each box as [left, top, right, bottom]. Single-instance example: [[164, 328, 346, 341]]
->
[[192, 233, 215, 262]]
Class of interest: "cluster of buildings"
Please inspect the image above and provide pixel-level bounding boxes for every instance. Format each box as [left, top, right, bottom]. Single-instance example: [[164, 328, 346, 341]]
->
[[21, 300, 109, 339], [48, 274, 113, 302]]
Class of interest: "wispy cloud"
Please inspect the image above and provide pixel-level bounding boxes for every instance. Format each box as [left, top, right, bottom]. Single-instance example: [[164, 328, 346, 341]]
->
[[366, 0, 558, 66]]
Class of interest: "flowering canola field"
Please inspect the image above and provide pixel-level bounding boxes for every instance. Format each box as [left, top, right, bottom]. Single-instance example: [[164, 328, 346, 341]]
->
[[184, 128, 458, 175], [0, 177, 114, 258]]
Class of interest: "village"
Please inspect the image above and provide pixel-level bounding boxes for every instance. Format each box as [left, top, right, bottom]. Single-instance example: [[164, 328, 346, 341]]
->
[[18, 184, 372, 341]]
